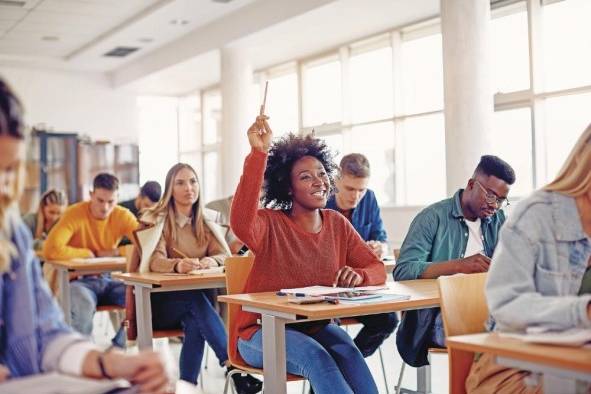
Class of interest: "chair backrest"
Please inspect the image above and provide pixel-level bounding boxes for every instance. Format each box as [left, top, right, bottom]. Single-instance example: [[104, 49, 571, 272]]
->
[[224, 255, 255, 365], [438, 272, 488, 394], [438, 272, 488, 337]]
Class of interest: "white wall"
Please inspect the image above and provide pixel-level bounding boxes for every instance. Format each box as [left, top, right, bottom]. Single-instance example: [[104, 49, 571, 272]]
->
[[382, 205, 422, 249], [0, 65, 139, 143]]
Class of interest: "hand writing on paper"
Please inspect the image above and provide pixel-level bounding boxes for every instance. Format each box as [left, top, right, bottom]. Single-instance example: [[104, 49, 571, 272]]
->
[[457, 254, 491, 273]]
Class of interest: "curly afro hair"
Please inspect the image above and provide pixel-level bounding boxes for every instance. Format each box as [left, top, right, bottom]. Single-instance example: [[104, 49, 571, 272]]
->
[[263, 133, 338, 210]]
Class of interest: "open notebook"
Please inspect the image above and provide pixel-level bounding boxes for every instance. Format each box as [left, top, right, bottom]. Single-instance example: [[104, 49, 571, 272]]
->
[[188, 266, 225, 275], [500, 327, 591, 347], [70, 257, 127, 264], [0, 372, 130, 394]]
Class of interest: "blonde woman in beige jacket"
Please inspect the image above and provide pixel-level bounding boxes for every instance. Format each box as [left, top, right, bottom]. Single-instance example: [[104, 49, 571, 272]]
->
[[128, 163, 261, 393]]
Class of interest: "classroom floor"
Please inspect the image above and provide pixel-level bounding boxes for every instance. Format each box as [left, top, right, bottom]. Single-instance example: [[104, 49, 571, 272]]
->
[[92, 287, 449, 394]]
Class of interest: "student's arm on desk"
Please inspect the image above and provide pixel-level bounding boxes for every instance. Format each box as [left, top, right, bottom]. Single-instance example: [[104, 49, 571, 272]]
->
[[149, 233, 181, 273], [43, 219, 93, 260]]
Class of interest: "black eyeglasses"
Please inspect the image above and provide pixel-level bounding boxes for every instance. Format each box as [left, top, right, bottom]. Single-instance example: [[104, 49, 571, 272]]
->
[[473, 180, 510, 208]]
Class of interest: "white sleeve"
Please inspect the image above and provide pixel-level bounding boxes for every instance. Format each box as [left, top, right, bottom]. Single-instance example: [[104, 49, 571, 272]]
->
[[42, 333, 100, 375]]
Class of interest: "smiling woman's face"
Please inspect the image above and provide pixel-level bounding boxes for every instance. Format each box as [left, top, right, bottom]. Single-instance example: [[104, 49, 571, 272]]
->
[[289, 155, 330, 211]]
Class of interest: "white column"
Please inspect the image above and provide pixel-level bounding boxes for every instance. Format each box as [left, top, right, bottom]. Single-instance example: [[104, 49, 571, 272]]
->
[[220, 46, 255, 197], [441, 0, 494, 193]]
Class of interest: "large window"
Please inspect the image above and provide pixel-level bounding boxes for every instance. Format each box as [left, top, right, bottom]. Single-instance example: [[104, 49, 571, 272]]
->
[[264, 69, 299, 137], [544, 92, 591, 183], [302, 58, 342, 127], [137, 96, 180, 185], [542, 0, 591, 91], [349, 45, 393, 123], [401, 33, 444, 114], [491, 6, 530, 93], [398, 114, 446, 206], [492, 108, 533, 197], [200, 89, 222, 201], [350, 122, 395, 204]]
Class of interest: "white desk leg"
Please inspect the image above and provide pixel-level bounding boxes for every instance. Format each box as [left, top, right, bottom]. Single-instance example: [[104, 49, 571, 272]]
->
[[416, 365, 432, 394], [261, 314, 287, 394], [399, 365, 432, 394], [134, 285, 153, 350], [57, 267, 71, 325]]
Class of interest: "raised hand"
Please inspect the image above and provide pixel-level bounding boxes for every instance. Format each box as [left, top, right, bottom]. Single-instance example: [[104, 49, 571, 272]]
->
[[247, 115, 273, 153]]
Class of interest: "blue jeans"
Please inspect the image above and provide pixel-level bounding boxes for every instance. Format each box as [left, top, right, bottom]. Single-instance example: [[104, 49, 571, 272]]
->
[[151, 290, 228, 384], [238, 323, 378, 394], [70, 275, 125, 335]]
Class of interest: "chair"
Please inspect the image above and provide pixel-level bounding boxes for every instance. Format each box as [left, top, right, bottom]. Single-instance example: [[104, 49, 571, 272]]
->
[[438, 272, 488, 394], [223, 256, 306, 394], [394, 273, 488, 394]]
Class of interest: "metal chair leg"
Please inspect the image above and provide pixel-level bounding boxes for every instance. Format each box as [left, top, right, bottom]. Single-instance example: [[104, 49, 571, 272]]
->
[[378, 347, 390, 394], [395, 362, 406, 394]]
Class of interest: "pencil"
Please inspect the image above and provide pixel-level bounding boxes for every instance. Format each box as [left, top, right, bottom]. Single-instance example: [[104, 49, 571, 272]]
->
[[259, 81, 268, 116], [172, 247, 189, 259]]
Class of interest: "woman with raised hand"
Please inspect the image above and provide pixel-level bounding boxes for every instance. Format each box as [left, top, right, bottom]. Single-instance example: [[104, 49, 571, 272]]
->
[[466, 125, 591, 393], [230, 115, 386, 394], [129, 162, 262, 393], [0, 78, 168, 393]]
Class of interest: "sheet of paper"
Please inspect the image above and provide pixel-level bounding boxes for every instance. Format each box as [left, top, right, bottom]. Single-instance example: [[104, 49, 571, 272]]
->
[[70, 256, 127, 264], [338, 293, 411, 304], [499, 328, 591, 347], [0, 372, 129, 394], [188, 266, 225, 275], [279, 285, 389, 296]]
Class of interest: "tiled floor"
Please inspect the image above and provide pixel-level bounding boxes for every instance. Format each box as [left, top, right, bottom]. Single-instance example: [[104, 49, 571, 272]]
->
[[93, 311, 450, 394]]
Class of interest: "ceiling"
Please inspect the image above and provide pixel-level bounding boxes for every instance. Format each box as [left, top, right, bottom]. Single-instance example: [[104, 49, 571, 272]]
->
[[0, 0, 440, 95], [0, 0, 254, 70]]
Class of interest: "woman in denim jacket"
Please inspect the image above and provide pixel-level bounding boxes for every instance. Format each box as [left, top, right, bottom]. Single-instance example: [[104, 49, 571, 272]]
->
[[466, 124, 591, 393], [0, 78, 168, 393]]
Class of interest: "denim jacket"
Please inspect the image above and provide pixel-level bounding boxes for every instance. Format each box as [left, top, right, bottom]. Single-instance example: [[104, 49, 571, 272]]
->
[[0, 210, 82, 378], [487, 190, 591, 332]]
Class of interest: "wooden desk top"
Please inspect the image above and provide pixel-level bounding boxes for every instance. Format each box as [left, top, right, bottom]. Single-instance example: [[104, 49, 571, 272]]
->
[[44, 259, 126, 272], [112, 272, 226, 287], [446, 332, 591, 375], [219, 279, 439, 320]]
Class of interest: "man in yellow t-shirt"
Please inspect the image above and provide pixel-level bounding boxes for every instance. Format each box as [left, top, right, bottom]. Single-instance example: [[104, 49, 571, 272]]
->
[[44, 173, 138, 336]]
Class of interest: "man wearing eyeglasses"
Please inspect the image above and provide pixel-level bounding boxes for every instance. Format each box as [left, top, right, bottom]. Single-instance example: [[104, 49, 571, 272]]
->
[[393, 155, 515, 368]]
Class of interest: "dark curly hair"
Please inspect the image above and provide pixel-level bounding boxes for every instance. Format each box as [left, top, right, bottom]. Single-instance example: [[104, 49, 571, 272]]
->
[[263, 133, 338, 210]]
